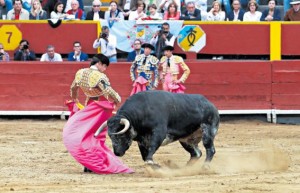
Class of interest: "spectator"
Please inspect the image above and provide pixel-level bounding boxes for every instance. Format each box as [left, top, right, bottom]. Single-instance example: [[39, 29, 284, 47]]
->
[[14, 39, 36, 61], [104, 1, 124, 27], [68, 41, 88, 62], [207, 0, 225, 21], [260, 0, 281, 21], [0, 43, 10, 61], [29, 0, 47, 19], [159, 45, 190, 93], [163, 2, 180, 20], [0, 0, 13, 16], [50, 1, 69, 19], [7, 0, 29, 20], [150, 22, 175, 59], [40, 45, 63, 62], [226, 0, 245, 21], [66, 0, 85, 20], [86, 0, 104, 20], [159, 0, 180, 14], [146, 3, 162, 20], [128, 1, 146, 20], [130, 43, 159, 95], [243, 0, 262, 21], [127, 39, 144, 62], [93, 26, 117, 63], [43, 0, 58, 18], [61, 0, 83, 13], [180, 1, 201, 20], [284, 0, 300, 21], [184, 0, 207, 20]]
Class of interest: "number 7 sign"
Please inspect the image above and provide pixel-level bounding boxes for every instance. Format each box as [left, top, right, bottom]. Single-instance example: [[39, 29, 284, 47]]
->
[[0, 25, 22, 50]]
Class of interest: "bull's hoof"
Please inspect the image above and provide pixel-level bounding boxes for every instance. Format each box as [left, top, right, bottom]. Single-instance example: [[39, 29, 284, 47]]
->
[[202, 163, 210, 171], [145, 160, 160, 169], [187, 158, 199, 166]]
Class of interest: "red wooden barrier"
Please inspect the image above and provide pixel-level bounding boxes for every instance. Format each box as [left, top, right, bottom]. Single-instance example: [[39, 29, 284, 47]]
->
[[281, 24, 300, 56]]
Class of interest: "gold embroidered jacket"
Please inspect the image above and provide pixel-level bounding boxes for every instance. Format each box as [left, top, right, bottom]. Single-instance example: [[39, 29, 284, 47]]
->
[[160, 55, 190, 83], [70, 68, 121, 104], [130, 54, 159, 89]]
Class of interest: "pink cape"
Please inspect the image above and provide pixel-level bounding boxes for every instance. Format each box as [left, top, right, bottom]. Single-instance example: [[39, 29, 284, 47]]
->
[[163, 73, 186, 93], [130, 76, 148, 96], [63, 101, 134, 174]]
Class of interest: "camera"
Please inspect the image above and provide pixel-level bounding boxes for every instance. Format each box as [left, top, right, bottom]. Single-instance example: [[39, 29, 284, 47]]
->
[[101, 33, 108, 39], [0, 52, 3, 56], [22, 44, 29, 50]]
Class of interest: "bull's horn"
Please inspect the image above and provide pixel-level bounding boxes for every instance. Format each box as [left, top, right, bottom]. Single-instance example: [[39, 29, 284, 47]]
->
[[94, 121, 108, 137], [112, 118, 130, 135]]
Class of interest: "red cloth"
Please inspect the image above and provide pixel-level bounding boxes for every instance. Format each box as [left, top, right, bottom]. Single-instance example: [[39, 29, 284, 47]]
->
[[163, 73, 186, 93], [130, 76, 148, 96], [63, 101, 133, 174]]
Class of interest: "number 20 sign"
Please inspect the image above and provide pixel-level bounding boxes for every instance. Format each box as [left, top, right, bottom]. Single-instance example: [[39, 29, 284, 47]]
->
[[0, 25, 22, 51]]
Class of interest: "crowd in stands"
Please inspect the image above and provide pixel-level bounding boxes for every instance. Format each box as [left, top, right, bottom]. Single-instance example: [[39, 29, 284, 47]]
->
[[0, 0, 300, 62]]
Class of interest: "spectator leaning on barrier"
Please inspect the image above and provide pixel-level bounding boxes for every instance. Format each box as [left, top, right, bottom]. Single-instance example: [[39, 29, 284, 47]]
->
[[50, 1, 69, 19], [284, 0, 300, 21], [14, 39, 36, 61], [86, 0, 105, 21], [93, 26, 117, 63], [260, 0, 281, 21], [29, 0, 48, 20], [226, 0, 245, 21], [127, 39, 144, 62], [104, 1, 124, 27], [66, 0, 85, 20], [163, 2, 180, 20], [207, 0, 226, 21], [0, 43, 10, 61], [7, 0, 29, 20], [150, 22, 175, 59], [180, 1, 201, 20], [40, 45, 63, 62], [68, 41, 88, 62], [243, 0, 262, 21]]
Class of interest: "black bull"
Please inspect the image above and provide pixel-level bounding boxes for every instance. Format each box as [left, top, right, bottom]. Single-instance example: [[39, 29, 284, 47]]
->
[[95, 91, 220, 165]]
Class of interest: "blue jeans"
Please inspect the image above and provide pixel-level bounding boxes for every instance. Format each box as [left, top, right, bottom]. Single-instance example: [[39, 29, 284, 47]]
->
[[4, 0, 13, 11], [109, 55, 117, 63], [218, 0, 231, 15], [22, 2, 31, 12], [283, 0, 290, 14]]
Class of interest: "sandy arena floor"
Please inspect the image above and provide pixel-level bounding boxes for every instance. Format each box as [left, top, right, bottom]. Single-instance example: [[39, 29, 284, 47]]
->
[[0, 118, 299, 193]]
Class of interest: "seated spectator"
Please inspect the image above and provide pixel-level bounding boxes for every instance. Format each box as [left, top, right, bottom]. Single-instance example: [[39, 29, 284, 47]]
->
[[150, 22, 175, 59], [43, 0, 58, 18], [14, 39, 36, 61], [260, 0, 281, 21], [243, 0, 262, 21], [0, 0, 13, 16], [0, 43, 10, 61], [40, 45, 63, 62], [93, 26, 117, 62], [159, 0, 180, 15], [86, 0, 104, 20], [104, 1, 124, 27], [284, 0, 300, 21], [226, 0, 245, 21], [163, 2, 180, 20], [50, 1, 69, 19], [180, 1, 201, 20], [127, 39, 144, 62], [146, 3, 162, 20], [7, 0, 29, 20], [68, 41, 88, 62], [66, 0, 85, 20], [62, 0, 83, 13], [29, 0, 47, 19], [207, 0, 225, 21], [184, 0, 207, 20], [128, 1, 146, 20]]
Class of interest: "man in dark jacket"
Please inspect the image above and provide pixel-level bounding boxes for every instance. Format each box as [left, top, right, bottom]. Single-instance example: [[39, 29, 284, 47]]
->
[[180, 1, 201, 20], [226, 0, 245, 21], [85, 0, 105, 20]]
